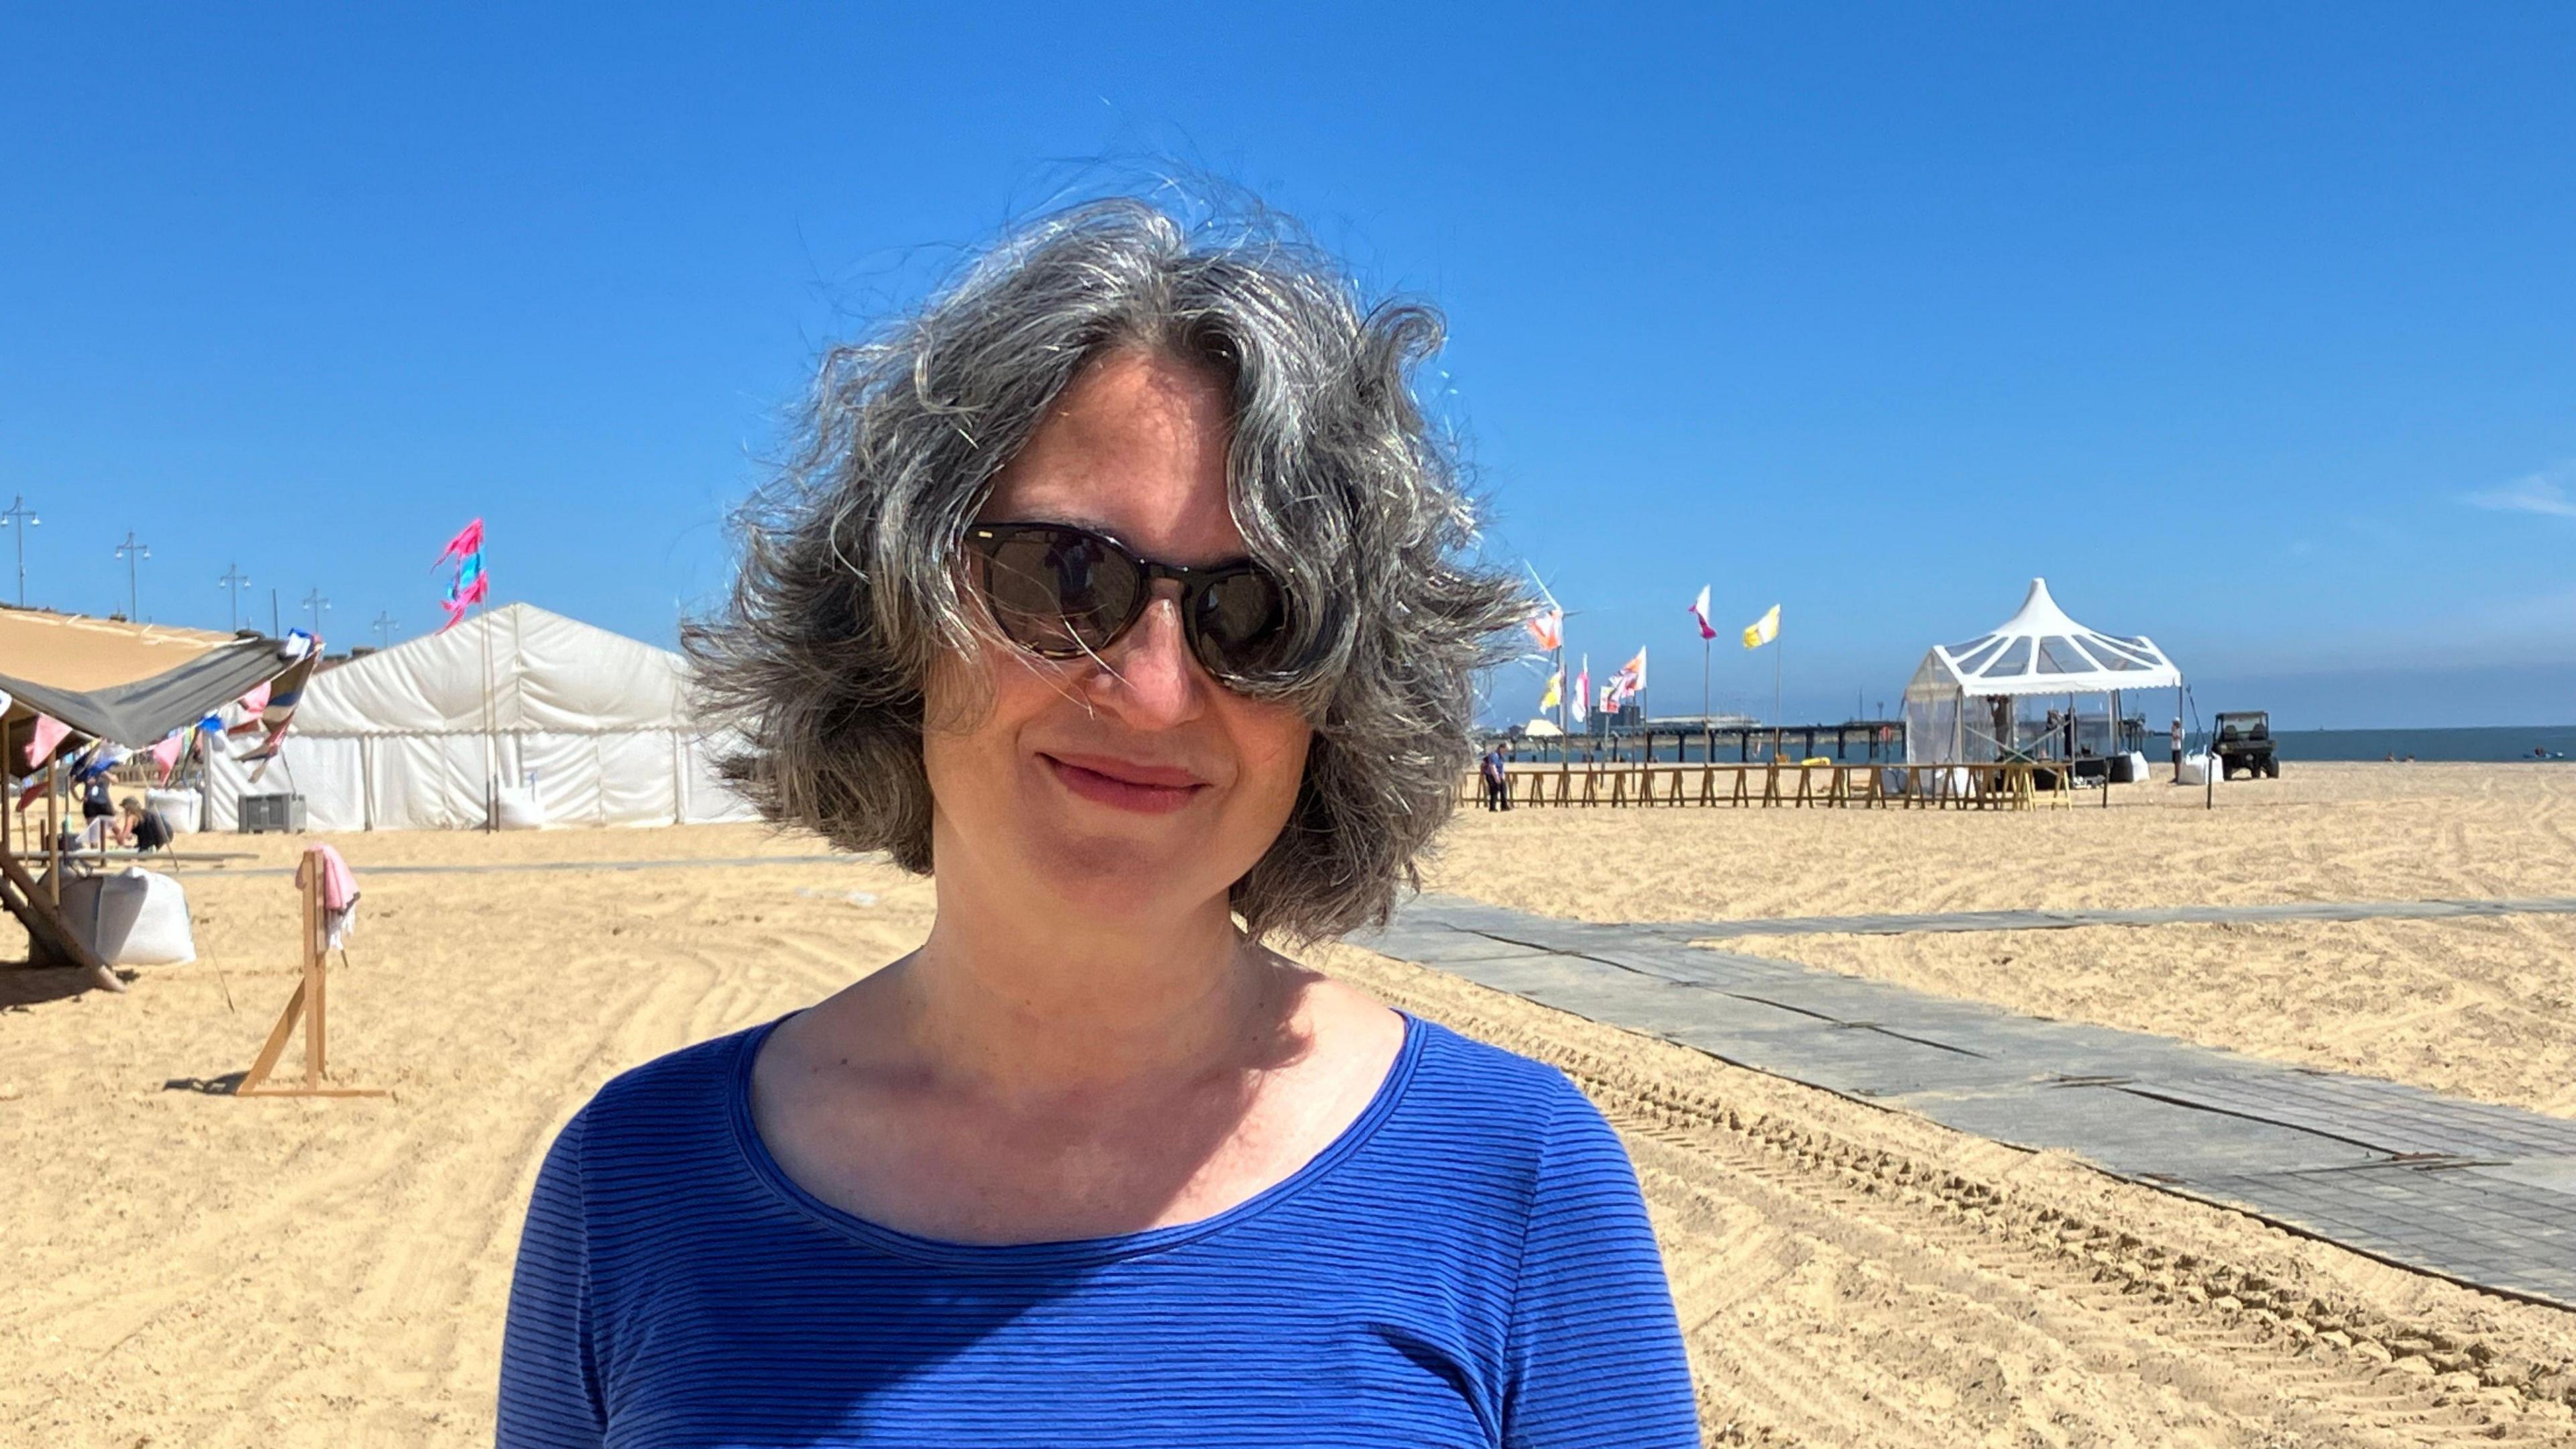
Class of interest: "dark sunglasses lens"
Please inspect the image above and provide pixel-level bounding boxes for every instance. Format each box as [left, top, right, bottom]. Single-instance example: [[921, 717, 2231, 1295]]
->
[[1193, 570, 1297, 678], [981, 528, 1140, 655]]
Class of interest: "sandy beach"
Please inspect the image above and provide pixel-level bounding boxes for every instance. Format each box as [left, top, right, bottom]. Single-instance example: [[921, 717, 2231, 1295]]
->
[[6, 761, 2575, 1444], [1436, 761, 2576, 1116]]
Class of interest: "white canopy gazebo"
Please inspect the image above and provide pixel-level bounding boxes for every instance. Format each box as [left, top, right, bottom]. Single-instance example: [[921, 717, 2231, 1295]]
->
[[1902, 578, 2181, 764]]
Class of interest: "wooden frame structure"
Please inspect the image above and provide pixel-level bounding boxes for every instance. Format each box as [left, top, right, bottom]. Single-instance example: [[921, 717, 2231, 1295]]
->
[[1461, 758, 2120, 813], [236, 845, 384, 1098], [0, 760, 121, 991]]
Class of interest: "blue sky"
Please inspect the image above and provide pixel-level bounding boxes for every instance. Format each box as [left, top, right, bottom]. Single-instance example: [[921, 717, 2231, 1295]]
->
[[4, 6, 2571, 727]]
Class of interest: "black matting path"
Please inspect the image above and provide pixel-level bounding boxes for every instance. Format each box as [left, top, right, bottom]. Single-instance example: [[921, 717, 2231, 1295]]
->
[[1655, 896, 2576, 940], [1354, 894, 2576, 1309]]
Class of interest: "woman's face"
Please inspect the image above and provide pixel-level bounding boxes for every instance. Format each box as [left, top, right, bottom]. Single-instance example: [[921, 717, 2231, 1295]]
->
[[920, 349, 1313, 925]]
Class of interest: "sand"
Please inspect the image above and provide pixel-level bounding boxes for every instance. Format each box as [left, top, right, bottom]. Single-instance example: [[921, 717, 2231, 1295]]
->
[[1730, 916, 2576, 1118], [1434, 761, 2576, 1117], [3, 765, 2573, 1445], [1434, 761, 2576, 922]]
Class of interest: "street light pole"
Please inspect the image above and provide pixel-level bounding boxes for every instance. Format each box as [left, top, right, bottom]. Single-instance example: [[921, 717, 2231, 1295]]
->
[[219, 564, 251, 631], [302, 588, 331, 639], [115, 531, 150, 621], [372, 611, 398, 649], [0, 494, 38, 607]]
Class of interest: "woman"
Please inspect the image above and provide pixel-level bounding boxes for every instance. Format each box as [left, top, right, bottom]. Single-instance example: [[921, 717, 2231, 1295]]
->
[[498, 199, 1697, 1448]]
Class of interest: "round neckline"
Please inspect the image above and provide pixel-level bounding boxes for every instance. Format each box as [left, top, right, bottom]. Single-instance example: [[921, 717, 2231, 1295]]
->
[[727, 1008, 1427, 1269]]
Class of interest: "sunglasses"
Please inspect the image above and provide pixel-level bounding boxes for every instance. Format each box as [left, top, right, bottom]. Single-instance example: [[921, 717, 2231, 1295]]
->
[[965, 521, 1307, 686]]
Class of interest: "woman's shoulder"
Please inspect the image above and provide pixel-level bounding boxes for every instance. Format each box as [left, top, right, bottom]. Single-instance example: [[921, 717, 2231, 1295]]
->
[[1385, 1016, 1621, 1170], [558, 1020, 771, 1159]]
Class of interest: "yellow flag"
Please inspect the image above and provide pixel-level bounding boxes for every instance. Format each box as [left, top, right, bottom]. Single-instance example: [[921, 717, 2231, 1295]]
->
[[1538, 669, 1562, 711], [1741, 604, 1780, 649]]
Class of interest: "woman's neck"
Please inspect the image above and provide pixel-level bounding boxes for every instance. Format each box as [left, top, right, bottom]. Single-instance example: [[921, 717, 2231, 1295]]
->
[[895, 871, 1285, 1103]]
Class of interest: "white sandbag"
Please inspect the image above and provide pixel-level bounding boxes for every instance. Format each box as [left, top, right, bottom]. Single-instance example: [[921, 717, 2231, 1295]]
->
[[146, 787, 202, 835], [58, 867, 197, 966], [2110, 751, 2149, 784], [491, 785, 547, 831], [2176, 752, 2219, 786]]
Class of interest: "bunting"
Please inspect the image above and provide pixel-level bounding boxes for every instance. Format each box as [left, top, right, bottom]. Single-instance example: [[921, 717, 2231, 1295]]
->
[[237, 633, 321, 781], [23, 712, 68, 769]]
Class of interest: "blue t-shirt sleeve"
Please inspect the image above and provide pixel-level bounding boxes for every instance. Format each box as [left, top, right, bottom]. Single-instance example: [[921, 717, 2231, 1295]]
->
[[1502, 1083, 1699, 1448], [498, 1112, 608, 1449]]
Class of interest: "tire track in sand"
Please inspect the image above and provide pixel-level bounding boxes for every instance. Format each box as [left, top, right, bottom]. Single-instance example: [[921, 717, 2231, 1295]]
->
[[1322, 942, 2576, 1447]]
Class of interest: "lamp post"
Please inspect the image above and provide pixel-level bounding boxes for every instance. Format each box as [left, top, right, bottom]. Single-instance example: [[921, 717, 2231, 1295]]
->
[[115, 531, 150, 621], [372, 611, 398, 649], [302, 588, 331, 638], [219, 564, 251, 630], [0, 494, 37, 606]]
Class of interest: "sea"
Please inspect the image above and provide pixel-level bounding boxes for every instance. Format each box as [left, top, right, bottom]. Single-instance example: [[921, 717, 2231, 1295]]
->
[[2253, 724, 2576, 763]]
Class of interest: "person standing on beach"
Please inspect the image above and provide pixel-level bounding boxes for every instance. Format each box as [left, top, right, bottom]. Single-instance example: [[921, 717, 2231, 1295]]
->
[[498, 197, 1698, 1449], [1479, 743, 1507, 811]]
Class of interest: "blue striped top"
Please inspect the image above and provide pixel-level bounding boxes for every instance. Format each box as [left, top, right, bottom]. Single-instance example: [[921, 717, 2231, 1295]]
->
[[498, 1013, 1698, 1448]]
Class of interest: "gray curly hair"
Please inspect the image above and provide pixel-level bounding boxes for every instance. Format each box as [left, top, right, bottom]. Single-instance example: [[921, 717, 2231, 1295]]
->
[[685, 197, 1524, 943]]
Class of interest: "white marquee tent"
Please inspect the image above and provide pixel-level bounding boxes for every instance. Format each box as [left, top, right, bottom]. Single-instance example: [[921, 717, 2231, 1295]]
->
[[1902, 578, 2182, 764], [203, 602, 758, 830]]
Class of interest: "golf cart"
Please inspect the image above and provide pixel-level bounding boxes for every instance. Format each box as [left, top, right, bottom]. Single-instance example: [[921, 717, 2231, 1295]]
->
[[2215, 711, 2279, 780]]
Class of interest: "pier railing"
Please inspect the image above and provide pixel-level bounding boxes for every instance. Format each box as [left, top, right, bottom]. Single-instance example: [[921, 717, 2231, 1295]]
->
[[1460, 759, 2124, 812]]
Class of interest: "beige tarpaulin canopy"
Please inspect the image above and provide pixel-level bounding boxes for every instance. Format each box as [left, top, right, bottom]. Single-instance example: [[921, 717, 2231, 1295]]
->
[[1, 607, 308, 987], [0, 610, 294, 761]]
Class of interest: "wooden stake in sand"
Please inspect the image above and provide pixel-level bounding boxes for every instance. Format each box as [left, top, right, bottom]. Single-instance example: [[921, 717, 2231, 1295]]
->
[[237, 845, 385, 1099]]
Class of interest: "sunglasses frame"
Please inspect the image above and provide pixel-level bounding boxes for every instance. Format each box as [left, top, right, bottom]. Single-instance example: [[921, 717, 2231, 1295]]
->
[[963, 520, 1306, 686]]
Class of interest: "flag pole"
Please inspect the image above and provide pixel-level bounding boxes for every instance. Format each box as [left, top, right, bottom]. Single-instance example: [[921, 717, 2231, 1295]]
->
[[1772, 630, 1783, 761], [1701, 636, 1711, 729], [1556, 643, 1568, 763]]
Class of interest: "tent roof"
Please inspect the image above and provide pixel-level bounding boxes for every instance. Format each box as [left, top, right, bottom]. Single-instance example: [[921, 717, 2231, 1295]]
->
[[1904, 578, 2180, 700], [290, 601, 696, 737], [0, 608, 300, 751]]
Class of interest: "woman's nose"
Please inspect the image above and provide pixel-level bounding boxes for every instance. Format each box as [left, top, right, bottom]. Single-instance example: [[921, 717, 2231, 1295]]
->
[[1087, 587, 1206, 727]]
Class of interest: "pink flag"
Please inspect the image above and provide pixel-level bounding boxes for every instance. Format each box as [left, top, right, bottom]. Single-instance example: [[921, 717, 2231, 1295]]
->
[[1570, 659, 1590, 725], [1687, 586, 1717, 641], [150, 731, 186, 784], [439, 570, 490, 631], [23, 713, 68, 769], [227, 680, 273, 736], [433, 517, 485, 568]]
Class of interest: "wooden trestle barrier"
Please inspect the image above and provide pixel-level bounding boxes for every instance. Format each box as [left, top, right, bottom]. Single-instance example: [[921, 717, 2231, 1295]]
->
[[1462, 759, 2119, 812], [0, 761, 123, 993], [237, 845, 385, 1098]]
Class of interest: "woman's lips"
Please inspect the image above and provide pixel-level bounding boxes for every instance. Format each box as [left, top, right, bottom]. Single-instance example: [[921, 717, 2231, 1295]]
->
[[1041, 753, 1208, 814]]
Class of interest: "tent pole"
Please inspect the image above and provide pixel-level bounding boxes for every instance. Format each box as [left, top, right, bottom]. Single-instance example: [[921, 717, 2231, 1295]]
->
[[480, 599, 497, 833]]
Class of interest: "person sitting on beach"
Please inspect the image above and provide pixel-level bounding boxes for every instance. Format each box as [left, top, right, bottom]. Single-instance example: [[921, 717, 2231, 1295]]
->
[[116, 797, 172, 853], [498, 197, 1698, 1449]]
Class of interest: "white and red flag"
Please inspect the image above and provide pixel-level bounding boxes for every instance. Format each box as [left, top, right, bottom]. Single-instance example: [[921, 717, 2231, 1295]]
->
[[1570, 658, 1590, 725], [1687, 586, 1717, 641], [1524, 605, 1563, 653], [1610, 648, 1647, 702]]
